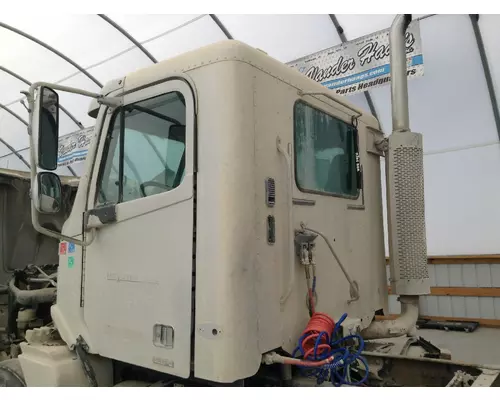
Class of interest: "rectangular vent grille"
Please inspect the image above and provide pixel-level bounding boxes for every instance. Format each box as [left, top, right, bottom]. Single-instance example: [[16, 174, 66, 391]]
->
[[265, 177, 275, 207], [267, 215, 276, 244]]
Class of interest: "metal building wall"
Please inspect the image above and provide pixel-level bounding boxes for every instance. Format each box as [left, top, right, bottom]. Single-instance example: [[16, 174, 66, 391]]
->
[[387, 259, 500, 324]]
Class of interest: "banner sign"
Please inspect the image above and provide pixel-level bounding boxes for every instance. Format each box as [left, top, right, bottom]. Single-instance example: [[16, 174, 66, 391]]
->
[[57, 126, 94, 167], [287, 21, 424, 96]]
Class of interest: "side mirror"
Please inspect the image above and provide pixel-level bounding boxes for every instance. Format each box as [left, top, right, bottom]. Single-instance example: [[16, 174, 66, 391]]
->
[[35, 87, 60, 171], [33, 172, 62, 214]]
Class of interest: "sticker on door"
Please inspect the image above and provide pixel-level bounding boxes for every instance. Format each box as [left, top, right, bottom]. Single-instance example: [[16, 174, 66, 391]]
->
[[68, 256, 75, 268], [59, 242, 67, 255]]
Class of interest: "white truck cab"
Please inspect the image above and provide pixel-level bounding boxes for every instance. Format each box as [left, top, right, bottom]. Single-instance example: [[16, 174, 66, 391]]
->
[[15, 16, 497, 387], [25, 40, 387, 384]]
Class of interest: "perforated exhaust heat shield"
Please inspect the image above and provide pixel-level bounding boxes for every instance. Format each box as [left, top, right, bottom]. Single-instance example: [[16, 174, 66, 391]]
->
[[386, 131, 430, 295]]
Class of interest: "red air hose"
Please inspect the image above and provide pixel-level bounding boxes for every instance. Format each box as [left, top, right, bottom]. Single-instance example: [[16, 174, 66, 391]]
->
[[300, 312, 335, 360], [282, 312, 337, 367], [284, 268, 337, 367], [278, 267, 369, 385]]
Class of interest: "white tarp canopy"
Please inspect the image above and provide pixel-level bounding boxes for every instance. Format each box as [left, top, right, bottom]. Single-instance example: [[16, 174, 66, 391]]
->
[[0, 13, 498, 256]]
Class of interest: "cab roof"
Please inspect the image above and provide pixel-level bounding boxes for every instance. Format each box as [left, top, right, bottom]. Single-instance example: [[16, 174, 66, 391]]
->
[[122, 40, 378, 128]]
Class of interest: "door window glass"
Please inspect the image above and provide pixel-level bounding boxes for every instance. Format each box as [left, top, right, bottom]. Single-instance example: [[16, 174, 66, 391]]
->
[[97, 92, 186, 205]]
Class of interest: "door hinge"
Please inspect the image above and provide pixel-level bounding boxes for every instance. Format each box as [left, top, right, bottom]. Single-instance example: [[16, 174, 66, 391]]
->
[[75, 336, 98, 387]]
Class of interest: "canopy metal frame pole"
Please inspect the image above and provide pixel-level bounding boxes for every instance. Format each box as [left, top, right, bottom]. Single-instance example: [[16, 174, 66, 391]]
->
[[0, 102, 30, 169], [0, 22, 103, 89], [470, 14, 500, 141], [98, 14, 158, 64], [0, 66, 84, 130], [209, 15, 233, 39], [0, 22, 102, 175]]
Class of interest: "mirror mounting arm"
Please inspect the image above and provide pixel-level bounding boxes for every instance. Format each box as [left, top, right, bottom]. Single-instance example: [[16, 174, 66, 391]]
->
[[97, 96, 122, 108], [29, 81, 102, 101], [28, 81, 119, 112], [30, 208, 97, 248]]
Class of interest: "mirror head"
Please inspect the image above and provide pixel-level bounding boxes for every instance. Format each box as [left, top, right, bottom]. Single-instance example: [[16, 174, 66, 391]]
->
[[34, 172, 62, 214], [37, 87, 60, 171]]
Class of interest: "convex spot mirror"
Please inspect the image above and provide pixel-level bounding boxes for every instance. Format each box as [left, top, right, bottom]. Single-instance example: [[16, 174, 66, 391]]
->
[[37, 87, 60, 171], [34, 172, 62, 214]]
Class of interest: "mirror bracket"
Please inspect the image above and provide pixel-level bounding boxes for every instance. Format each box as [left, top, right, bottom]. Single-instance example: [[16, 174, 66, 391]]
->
[[97, 96, 122, 108]]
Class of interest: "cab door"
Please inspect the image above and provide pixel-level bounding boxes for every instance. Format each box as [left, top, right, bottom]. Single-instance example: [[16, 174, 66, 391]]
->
[[83, 79, 195, 378]]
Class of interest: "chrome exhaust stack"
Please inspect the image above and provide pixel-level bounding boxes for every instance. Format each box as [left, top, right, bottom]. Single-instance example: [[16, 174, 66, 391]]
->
[[362, 14, 430, 340]]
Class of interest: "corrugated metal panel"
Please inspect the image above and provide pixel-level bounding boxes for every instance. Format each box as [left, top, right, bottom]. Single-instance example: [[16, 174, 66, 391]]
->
[[388, 295, 401, 314], [479, 297, 495, 318], [462, 265, 478, 287], [419, 296, 429, 315], [448, 265, 463, 287], [465, 297, 480, 317], [477, 264, 492, 287], [428, 264, 437, 286], [494, 298, 500, 319], [438, 296, 453, 316], [492, 266, 500, 287], [435, 265, 450, 286], [451, 296, 467, 318], [389, 295, 500, 319], [427, 296, 440, 316], [386, 263, 500, 320]]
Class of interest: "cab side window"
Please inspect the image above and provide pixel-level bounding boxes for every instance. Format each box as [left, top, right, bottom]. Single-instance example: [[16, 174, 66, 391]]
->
[[294, 101, 359, 198], [97, 92, 186, 205]]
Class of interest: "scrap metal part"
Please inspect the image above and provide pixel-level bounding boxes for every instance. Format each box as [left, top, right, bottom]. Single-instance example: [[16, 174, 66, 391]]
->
[[446, 370, 475, 387], [363, 351, 500, 387], [0, 359, 26, 387]]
